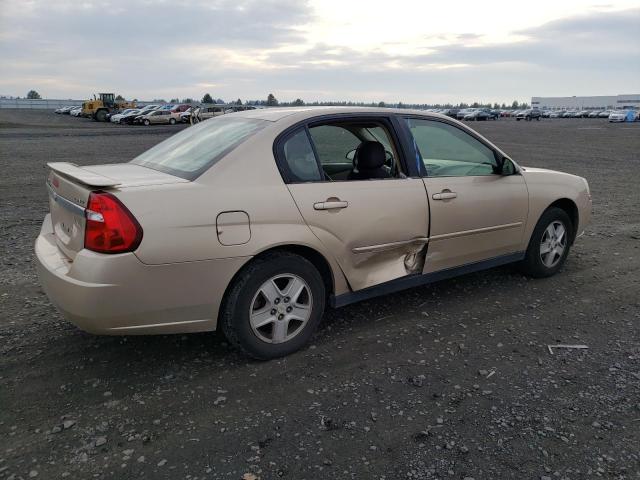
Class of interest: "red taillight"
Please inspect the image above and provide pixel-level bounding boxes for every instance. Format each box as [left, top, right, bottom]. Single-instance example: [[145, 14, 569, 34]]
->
[[84, 192, 143, 254]]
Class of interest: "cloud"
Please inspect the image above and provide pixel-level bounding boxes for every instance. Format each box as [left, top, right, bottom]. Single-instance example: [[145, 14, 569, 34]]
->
[[0, 2, 638, 103]]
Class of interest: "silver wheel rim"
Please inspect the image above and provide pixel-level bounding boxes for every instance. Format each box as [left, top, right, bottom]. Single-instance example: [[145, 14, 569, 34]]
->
[[249, 274, 313, 344], [540, 220, 567, 268]]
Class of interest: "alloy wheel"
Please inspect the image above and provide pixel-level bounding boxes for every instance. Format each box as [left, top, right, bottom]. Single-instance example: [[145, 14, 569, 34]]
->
[[249, 274, 313, 344], [540, 220, 567, 268]]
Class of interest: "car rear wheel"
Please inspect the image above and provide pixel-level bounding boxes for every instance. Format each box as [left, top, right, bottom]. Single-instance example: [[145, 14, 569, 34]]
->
[[220, 252, 326, 359], [169, 118, 176, 125], [519, 207, 572, 278], [143, 119, 150, 126]]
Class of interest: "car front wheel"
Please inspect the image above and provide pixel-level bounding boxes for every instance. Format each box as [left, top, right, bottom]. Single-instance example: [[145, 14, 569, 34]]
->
[[519, 207, 572, 278], [220, 252, 326, 359]]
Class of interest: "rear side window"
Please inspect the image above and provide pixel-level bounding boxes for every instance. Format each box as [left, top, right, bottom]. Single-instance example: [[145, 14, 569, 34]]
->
[[131, 117, 266, 179], [281, 129, 322, 182]]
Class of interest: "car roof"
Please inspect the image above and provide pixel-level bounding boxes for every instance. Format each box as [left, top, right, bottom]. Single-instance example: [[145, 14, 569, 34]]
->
[[231, 106, 449, 122]]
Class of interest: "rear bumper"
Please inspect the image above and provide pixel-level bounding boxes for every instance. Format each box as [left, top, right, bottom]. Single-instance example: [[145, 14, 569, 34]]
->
[[36, 214, 250, 335]]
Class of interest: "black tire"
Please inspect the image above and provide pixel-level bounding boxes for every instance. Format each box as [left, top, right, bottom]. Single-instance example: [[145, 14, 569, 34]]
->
[[516, 118, 521, 121], [119, 119, 124, 124], [94, 109, 107, 122], [519, 207, 573, 278], [220, 252, 326, 360], [143, 119, 150, 126], [169, 118, 176, 125]]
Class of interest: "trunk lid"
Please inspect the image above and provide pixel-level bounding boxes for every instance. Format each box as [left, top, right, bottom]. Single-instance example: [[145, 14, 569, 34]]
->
[[46, 162, 187, 259]]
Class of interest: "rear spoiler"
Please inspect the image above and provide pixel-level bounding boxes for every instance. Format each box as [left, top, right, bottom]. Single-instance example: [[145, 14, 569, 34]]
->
[[47, 162, 121, 187]]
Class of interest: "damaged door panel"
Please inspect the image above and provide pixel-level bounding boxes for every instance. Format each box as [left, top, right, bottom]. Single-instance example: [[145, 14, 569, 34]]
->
[[287, 179, 430, 290]]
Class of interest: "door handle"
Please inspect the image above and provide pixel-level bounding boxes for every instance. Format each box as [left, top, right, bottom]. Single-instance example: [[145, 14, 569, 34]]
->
[[314, 200, 349, 210], [432, 191, 457, 200]]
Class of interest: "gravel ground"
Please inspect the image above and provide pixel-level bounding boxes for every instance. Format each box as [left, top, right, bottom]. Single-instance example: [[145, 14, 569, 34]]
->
[[1, 110, 639, 480]]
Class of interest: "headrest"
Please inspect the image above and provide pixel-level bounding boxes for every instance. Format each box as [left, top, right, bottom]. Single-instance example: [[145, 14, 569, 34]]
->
[[354, 141, 386, 170]]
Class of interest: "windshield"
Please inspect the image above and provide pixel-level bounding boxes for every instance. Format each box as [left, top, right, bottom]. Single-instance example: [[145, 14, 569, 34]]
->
[[131, 116, 266, 179]]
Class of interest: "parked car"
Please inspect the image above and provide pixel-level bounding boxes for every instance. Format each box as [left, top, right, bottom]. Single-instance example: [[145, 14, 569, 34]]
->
[[463, 109, 491, 121], [456, 109, 473, 120], [439, 108, 459, 118], [516, 109, 542, 121], [106, 108, 138, 121], [110, 109, 139, 124], [137, 109, 176, 125], [70, 107, 83, 117], [136, 104, 160, 114], [119, 109, 146, 125], [598, 110, 613, 118], [125, 105, 161, 125], [588, 111, 603, 118], [171, 104, 192, 114], [37, 107, 592, 359], [56, 106, 78, 114], [608, 111, 629, 122]]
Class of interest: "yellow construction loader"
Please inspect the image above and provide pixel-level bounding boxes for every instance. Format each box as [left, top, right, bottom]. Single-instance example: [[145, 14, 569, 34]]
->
[[81, 93, 136, 121]]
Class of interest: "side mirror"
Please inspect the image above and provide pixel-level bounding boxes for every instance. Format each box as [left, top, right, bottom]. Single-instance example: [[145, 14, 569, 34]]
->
[[499, 157, 517, 175]]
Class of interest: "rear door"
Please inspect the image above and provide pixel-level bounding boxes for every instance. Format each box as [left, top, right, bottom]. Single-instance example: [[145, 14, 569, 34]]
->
[[401, 117, 529, 273], [278, 116, 430, 291]]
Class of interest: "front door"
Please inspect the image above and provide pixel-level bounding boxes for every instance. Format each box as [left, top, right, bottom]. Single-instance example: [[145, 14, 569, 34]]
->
[[278, 118, 430, 291], [402, 117, 529, 273]]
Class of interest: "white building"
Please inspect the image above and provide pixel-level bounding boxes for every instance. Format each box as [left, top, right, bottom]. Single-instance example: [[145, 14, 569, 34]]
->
[[531, 94, 640, 110]]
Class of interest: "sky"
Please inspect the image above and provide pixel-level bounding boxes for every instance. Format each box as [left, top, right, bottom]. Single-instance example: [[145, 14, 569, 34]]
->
[[0, 0, 639, 104]]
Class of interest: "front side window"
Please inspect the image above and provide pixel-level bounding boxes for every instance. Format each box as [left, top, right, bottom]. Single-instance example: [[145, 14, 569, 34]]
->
[[131, 117, 265, 179], [405, 118, 498, 177]]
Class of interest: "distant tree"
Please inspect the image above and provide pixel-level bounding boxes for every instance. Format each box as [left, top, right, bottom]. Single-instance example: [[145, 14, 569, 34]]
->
[[235, 98, 242, 105], [511, 100, 520, 109], [182, 98, 194, 103], [152, 98, 167, 103], [115, 94, 125, 101], [202, 93, 214, 104], [266, 93, 278, 106], [493, 102, 500, 109], [292, 98, 305, 106], [377, 101, 386, 108], [170, 98, 179, 103], [397, 101, 405, 109], [132, 98, 138, 102], [520, 102, 530, 108], [26, 90, 41, 99]]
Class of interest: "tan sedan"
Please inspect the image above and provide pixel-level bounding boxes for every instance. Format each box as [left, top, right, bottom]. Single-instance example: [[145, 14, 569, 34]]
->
[[137, 109, 177, 126], [36, 107, 591, 358]]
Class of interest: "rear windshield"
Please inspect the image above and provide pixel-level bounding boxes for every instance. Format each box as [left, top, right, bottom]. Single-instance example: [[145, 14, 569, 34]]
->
[[131, 116, 266, 179]]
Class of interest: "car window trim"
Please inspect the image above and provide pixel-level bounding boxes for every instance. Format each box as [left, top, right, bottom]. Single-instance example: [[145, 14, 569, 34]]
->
[[397, 114, 512, 178], [273, 113, 412, 185]]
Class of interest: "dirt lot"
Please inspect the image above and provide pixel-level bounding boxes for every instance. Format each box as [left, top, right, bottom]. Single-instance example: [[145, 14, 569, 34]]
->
[[1, 109, 639, 480]]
